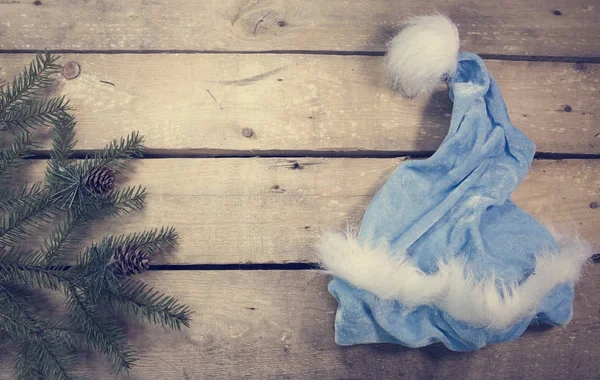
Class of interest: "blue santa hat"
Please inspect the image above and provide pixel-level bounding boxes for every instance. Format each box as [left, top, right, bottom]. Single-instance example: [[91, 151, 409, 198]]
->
[[317, 14, 593, 351]]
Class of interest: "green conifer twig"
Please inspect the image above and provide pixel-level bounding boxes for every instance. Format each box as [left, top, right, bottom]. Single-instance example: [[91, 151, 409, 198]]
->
[[0, 51, 61, 117], [0, 132, 34, 179], [0, 51, 189, 379]]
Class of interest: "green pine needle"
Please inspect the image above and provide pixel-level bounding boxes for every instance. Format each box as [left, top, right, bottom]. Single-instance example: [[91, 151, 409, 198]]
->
[[0, 249, 71, 292], [81, 131, 145, 172], [0, 51, 190, 380], [0, 51, 61, 118], [67, 290, 136, 373], [0, 182, 44, 213], [14, 341, 43, 380], [1, 96, 71, 135], [0, 132, 35, 179], [41, 213, 80, 264], [78, 226, 178, 269], [109, 278, 192, 330], [50, 112, 77, 164], [0, 190, 55, 247]]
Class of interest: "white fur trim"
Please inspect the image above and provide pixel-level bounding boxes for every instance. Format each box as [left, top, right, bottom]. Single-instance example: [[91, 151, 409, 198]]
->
[[385, 14, 460, 98], [317, 230, 592, 330]]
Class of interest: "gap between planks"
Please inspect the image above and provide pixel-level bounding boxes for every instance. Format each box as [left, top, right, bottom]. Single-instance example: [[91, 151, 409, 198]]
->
[[23, 150, 600, 160], [1, 50, 600, 63]]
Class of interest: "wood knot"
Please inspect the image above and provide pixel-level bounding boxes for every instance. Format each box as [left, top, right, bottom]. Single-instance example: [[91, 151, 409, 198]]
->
[[62, 61, 81, 80], [277, 21, 287, 27], [241, 127, 254, 138], [33, 0, 42, 5], [289, 161, 303, 170]]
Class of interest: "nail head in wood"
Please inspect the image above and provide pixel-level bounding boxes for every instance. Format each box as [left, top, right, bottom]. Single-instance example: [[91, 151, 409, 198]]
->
[[590, 202, 598, 209], [62, 61, 81, 80], [242, 127, 254, 138]]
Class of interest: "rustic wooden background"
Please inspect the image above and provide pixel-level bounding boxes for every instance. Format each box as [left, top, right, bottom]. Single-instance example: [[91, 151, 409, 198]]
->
[[1, 0, 599, 379]]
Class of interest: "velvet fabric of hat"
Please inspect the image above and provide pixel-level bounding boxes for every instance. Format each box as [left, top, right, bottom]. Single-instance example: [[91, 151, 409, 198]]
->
[[317, 14, 592, 351]]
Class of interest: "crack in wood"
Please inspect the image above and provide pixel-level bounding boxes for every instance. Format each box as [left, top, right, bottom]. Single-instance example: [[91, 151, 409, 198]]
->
[[206, 89, 224, 110], [252, 11, 271, 35], [213, 66, 285, 86]]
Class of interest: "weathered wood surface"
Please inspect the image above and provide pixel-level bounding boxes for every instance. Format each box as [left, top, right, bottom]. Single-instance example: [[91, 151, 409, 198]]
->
[[1, 0, 599, 57], [2, 269, 597, 379], [1, 1, 599, 378], [22, 158, 600, 264], [2, 54, 599, 155]]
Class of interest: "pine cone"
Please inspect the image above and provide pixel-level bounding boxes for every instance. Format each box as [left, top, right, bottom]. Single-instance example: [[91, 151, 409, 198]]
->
[[109, 245, 151, 276], [85, 166, 115, 194]]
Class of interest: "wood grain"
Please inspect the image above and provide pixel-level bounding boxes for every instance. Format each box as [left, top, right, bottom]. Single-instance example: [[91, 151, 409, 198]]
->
[[21, 158, 600, 265], [0, 0, 599, 57], [2, 269, 598, 379], [1, 54, 599, 155]]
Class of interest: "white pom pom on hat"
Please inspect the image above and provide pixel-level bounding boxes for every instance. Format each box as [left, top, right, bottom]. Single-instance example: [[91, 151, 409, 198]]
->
[[385, 14, 460, 98]]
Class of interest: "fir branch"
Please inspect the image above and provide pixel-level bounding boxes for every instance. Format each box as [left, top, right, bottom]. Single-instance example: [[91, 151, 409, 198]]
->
[[14, 330, 79, 380], [41, 213, 81, 264], [46, 161, 83, 210], [0, 249, 71, 292], [80, 261, 121, 303], [14, 341, 43, 380], [67, 289, 136, 373], [0, 132, 34, 179], [31, 337, 78, 380], [0, 284, 78, 380], [113, 226, 178, 257], [1, 96, 70, 135], [0, 182, 44, 213], [0, 51, 190, 380], [50, 111, 77, 164], [0, 330, 9, 348], [47, 166, 146, 218], [78, 226, 177, 270], [79, 185, 146, 220], [108, 278, 192, 330], [44, 318, 88, 350], [80, 131, 144, 172], [0, 310, 38, 343], [0, 282, 41, 339], [0, 51, 61, 118], [0, 189, 55, 247]]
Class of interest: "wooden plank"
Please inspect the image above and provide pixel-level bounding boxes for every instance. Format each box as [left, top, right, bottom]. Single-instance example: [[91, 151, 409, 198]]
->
[[2, 54, 599, 155], [1, 0, 599, 57], [21, 158, 600, 265], [2, 268, 597, 379]]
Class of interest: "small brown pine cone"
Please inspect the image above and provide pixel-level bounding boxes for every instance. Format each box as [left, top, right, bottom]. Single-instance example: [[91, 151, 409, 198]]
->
[[85, 166, 115, 194], [109, 245, 151, 276]]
